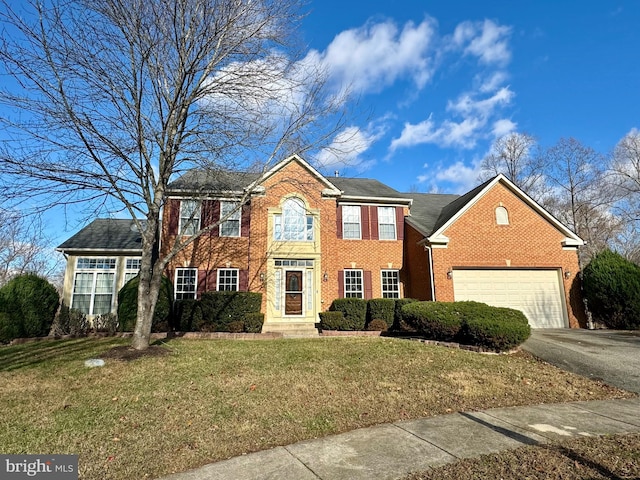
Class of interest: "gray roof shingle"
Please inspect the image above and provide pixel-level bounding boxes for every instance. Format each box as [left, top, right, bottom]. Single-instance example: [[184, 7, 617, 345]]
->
[[57, 219, 143, 252], [406, 193, 461, 235], [168, 170, 261, 193], [329, 177, 412, 200]]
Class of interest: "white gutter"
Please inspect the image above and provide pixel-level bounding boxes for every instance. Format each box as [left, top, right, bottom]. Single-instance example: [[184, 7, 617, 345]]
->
[[339, 195, 413, 206]]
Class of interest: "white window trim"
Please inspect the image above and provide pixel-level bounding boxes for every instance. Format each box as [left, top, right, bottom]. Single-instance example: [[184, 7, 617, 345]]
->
[[174, 268, 198, 300], [179, 200, 201, 235], [219, 201, 241, 237], [217, 268, 239, 291], [344, 269, 364, 298], [274, 198, 314, 241], [71, 257, 117, 315], [122, 257, 142, 287], [342, 205, 362, 240], [381, 269, 400, 299], [378, 206, 397, 240]]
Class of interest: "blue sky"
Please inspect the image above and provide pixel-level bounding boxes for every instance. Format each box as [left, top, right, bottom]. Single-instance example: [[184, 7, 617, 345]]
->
[[21, 0, 639, 245], [301, 1, 640, 194]]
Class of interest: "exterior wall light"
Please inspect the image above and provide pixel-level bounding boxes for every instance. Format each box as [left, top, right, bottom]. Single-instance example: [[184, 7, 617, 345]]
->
[[564, 270, 571, 279], [323, 271, 328, 282], [447, 269, 453, 280], [259, 272, 265, 282]]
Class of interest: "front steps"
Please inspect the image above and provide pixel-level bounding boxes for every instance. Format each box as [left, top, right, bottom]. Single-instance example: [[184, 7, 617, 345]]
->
[[261, 321, 319, 338]]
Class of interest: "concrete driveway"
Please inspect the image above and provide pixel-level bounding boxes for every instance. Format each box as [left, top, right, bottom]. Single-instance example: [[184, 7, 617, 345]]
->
[[522, 329, 640, 394]]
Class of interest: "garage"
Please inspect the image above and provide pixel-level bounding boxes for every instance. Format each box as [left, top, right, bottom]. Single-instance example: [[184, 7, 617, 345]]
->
[[452, 269, 568, 328]]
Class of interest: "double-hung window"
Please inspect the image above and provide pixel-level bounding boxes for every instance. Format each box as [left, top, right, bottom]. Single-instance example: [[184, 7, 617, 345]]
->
[[381, 270, 400, 298], [175, 268, 197, 300], [72, 257, 116, 315], [378, 207, 396, 240], [220, 201, 241, 237], [342, 205, 361, 239], [217, 268, 239, 291], [123, 258, 141, 285], [344, 269, 363, 298], [274, 198, 313, 241], [179, 200, 200, 235]]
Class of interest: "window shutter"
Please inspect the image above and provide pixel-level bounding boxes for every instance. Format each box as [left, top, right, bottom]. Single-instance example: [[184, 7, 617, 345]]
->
[[396, 207, 405, 240], [198, 269, 216, 297], [338, 270, 344, 297], [241, 203, 251, 237], [167, 199, 180, 235], [361, 206, 370, 240], [201, 200, 214, 232], [211, 201, 220, 237], [370, 206, 379, 240], [364, 270, 373, 299], [336, 205, 343, 239], [239, 269, 249, 291]]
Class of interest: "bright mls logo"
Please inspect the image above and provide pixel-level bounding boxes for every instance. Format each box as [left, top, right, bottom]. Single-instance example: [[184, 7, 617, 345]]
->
[[1, 455, 78, 479]]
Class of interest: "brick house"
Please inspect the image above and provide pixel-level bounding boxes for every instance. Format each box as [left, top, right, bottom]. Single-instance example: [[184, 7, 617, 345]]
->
[[58, 154, 585, 332]]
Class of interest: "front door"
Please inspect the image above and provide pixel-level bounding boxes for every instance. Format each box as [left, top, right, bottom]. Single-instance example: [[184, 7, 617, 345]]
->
[[285, 270, 303, 315]]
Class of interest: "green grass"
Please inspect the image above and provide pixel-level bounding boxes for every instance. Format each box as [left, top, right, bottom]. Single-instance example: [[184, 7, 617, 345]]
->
[[0, 337, 633, 479]]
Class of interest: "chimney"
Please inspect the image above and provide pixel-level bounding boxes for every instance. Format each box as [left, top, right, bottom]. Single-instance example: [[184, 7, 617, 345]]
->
[[334, 170, 339, 177]]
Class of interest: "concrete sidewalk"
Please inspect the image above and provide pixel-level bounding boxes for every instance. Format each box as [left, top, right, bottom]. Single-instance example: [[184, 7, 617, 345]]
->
[[160, 398, 640, 480]]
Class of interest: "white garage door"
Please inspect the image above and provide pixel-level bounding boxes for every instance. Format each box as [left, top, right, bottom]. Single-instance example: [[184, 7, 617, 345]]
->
[[453, 269, 567, 328]]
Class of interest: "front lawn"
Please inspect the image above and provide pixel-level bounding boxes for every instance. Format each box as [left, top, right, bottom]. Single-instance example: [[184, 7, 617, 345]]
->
[[0, 337, 632, 479]]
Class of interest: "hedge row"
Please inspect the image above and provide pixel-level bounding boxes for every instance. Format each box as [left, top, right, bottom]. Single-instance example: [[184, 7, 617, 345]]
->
[[174, 291, 263, 333], [402, 301, 531, 351], [321, 297, 419, 332]]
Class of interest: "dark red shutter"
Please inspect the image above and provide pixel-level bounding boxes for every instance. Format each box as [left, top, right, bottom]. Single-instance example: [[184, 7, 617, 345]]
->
[[364, 271, 373, 300], [361, 206, 370, 240], [201, 200, 214, 231], [336, 205, 343, 239], [396, 207, 405, 240], [239, 270, 249, 291], [198, 269, 216, 297], [167, 199, 180, 235], [241, 203, 251, 237], [370, 206, 379, 240], [211, 201, 220, 237], [338, 270, 344, 297]]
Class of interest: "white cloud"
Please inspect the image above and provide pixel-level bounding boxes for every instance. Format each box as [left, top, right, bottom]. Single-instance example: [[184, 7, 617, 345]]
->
[[492, 118, 517, 137], [305, 18, 437, 96], [478, 71, 508, 93], [453, 20, 512, 65], [447, 86, 514, 117], [315, 124, 385, 169]]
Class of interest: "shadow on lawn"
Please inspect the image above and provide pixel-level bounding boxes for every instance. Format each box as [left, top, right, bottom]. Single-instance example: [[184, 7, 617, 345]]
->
[[0, 338, 124, 372]]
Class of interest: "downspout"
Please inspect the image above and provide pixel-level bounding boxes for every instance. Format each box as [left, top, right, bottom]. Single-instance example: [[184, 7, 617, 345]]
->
[[426, 245, 436, 301]]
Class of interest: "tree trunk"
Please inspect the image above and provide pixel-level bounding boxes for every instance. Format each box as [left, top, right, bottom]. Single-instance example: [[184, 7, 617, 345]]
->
[[131, 214, 163, 350]]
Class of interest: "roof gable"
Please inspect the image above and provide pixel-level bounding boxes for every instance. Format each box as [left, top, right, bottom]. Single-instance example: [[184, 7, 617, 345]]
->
[[426, 174, 584, 247]]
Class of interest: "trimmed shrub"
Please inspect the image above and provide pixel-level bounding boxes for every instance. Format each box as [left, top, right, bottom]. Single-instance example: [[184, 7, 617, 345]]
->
[[117, 275, 173, 332], [583, 250, 640, 329], [366, 319, 388, 332], [244, 312, 264, 333], [228, 321, 245, 333], [199, 291, 262, 332], [68, 308, 90, 336], [461, 313, 531, 351], [329, 298, 367, 330], [94, 312, 118, 335], [318, 311, 346, 330], [366, 299, 395, 328], [174, 299, 203, 332], [392, 298, 419, 332], [401, 301, 463, 341], [0, 274, 59, 342]]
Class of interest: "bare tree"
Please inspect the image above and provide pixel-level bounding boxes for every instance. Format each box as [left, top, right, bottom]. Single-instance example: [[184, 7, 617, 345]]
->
[[0, 210, 62, 287], [542, 137, 620, 264], [0, 0, 344, 349], [479, 132, 548, 201]]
